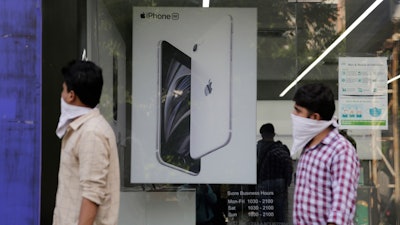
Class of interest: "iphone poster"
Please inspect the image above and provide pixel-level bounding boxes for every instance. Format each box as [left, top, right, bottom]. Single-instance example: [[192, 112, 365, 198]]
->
[[131, 7, 257, 184]]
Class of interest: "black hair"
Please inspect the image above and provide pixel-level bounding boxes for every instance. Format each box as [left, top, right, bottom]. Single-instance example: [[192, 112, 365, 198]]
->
[[260, 123, 274, 134], [61, 60, 103, 108], [293, 83, 335, 121], [260, 123, 275, 139]]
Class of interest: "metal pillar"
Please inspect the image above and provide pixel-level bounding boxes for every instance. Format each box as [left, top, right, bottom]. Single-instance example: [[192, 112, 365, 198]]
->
[[390, 39, 400, 223]]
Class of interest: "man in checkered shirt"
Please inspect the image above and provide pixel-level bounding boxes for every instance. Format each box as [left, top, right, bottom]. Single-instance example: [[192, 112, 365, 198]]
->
[[291, 83, 360, 225]]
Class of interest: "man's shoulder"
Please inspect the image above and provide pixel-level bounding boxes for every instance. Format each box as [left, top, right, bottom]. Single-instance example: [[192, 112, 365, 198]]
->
[[272, 141, 289, 150], [83, 110, 106, 124], [270, 141, 290, 155], [82, 110, 115, 135], [324, 130, 358, 159], [257, 140, 274, 150], [331, 129, 355, 147]]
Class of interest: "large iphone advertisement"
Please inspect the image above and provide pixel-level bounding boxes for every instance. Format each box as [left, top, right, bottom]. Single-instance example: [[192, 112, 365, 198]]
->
[[131, 7, 257, 183]]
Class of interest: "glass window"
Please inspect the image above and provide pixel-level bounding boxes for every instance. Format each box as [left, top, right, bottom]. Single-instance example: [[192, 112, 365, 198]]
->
[[82, 0, 400, 224]]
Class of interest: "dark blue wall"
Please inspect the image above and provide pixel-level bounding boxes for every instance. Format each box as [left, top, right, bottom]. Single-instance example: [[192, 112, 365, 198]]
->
[[0, 0, 41, 224]]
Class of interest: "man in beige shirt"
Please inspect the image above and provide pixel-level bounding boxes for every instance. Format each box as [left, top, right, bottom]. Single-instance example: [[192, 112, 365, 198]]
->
[[53, 60, 120, 225]]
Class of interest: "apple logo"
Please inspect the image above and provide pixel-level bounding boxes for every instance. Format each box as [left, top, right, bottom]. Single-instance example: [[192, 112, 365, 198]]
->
[[204, 79, 213, 96], [140, 12, 145, 19]]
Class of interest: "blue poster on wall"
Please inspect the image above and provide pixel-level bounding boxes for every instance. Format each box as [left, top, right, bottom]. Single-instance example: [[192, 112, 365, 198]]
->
[[0, 1, 41, 224]]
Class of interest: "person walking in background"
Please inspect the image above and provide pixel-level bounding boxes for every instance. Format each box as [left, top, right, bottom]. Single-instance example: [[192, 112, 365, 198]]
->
[[257, 123, 293, 223], [291, 83, 360, 225], [53, 60, 120, 225]]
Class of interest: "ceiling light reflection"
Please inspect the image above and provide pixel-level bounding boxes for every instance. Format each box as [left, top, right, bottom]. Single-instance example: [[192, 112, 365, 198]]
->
[[203, 0, 210, 8], [279, 0, 384, 97]]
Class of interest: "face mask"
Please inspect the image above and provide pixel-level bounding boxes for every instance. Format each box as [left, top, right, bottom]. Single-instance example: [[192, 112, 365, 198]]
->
[[55, 97, 92, 139], [290, 113, 338, 156]]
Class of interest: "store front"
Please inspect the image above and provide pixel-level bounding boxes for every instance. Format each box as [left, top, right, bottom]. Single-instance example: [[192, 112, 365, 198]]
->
[[1, 0, 399, 224]]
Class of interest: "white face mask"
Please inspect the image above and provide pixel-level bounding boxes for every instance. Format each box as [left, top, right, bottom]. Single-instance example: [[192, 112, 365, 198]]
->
[[290, 113, 338, 156], [55, 97, 92, 139]]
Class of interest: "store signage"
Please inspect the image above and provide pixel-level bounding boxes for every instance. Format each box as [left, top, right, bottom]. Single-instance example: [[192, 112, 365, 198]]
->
[[338, 57, 388, 130]]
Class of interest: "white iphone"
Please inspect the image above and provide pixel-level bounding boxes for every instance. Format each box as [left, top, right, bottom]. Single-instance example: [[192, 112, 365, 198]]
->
[[190, 15, 233, 159]]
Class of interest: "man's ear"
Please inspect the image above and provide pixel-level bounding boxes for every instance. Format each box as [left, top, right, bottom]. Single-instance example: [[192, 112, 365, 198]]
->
[[309, 112, 321, 120], [64, 90, 76, 104]]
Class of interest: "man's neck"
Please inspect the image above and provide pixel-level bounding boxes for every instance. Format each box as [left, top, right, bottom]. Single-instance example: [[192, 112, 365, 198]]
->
[[262, 138, 274, 142], [308, 126, 332, 148]]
